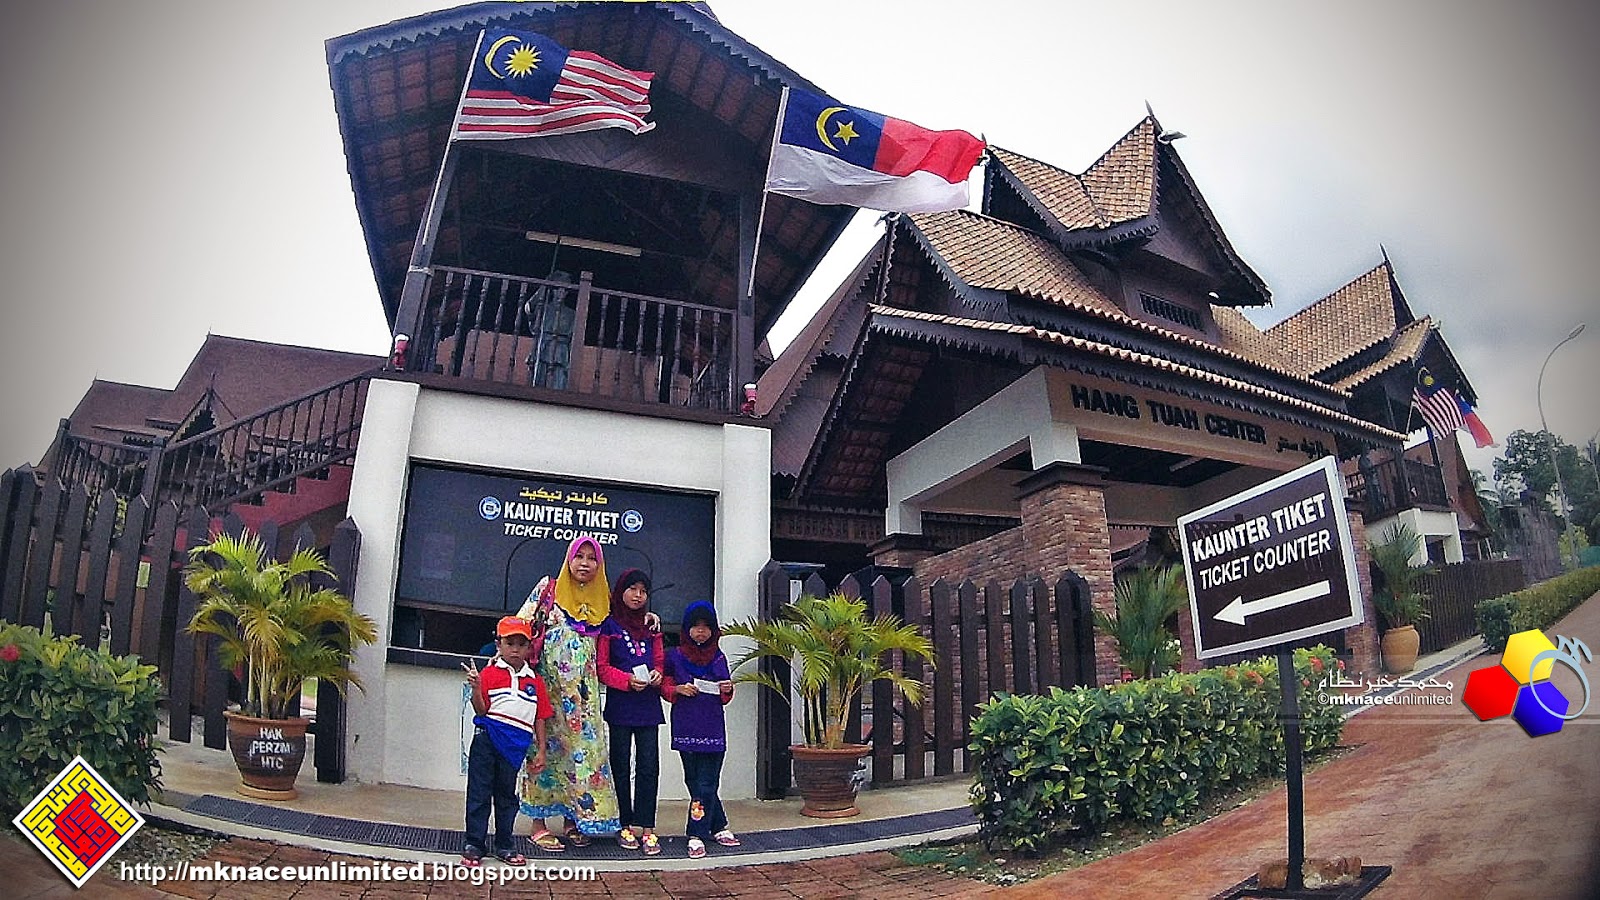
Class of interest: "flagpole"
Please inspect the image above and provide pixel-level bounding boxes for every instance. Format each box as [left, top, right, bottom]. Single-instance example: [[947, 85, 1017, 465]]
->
[[392, 29, 488, 367], [746, 85, 790, 299]]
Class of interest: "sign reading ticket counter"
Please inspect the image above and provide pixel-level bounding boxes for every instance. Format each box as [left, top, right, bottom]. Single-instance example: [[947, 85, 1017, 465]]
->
[[1178, 455, 1363, 659]]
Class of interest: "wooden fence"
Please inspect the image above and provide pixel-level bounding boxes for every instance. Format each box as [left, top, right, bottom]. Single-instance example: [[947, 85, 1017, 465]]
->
[[1415, 557, 1526, 654], [0, 465, 360, 782], [753, 561, 1096, 798]]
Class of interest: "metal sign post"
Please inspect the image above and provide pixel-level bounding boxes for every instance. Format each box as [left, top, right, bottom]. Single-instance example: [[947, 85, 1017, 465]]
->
[[1180, 457, 1388, 897]]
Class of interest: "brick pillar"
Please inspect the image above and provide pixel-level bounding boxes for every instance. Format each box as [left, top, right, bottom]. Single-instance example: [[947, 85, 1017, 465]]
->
[[1015, 462, 1119, 686], [1176, 608, 1202, 673], [1343, 499, 1381, 679], [868, 532, 938, 569]]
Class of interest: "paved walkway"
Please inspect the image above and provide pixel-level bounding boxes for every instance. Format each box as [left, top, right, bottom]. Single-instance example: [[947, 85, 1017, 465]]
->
[[11, 594, 1599, 898]]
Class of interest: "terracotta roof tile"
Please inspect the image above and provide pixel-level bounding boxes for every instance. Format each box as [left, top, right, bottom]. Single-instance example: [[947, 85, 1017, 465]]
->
[[869, 306, 1402, 441], [1332, 317, 1434, 391], [1210, 306, 1295, 372], [987, 147, 1110, 230], [906, 210, 1122, 315], [1266, 262, 1404, 377], [987, 119, 1158, 234], [902, 212, 1342, 397]]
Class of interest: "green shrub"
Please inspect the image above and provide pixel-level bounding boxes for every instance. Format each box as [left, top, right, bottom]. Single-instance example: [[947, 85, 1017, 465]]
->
[[0, 621, 163, 818], [1507, 567, 1600, 635], [1476, 596, 1517, 652], [968, 646, 1341, 854]]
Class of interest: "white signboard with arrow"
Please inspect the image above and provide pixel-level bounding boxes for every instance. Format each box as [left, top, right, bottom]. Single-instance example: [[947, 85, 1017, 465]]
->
[[1178, 456, 1363, 659]]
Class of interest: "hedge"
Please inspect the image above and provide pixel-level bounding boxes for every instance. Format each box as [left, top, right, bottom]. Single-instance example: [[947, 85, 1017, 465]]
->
[[968, 646, 1341, 854], [1475, 566, 1600, 652], [0, 621, 163, 818]]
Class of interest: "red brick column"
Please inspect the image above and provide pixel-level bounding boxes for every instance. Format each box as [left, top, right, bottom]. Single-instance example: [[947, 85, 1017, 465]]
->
[[868, 532, 938, 570], [1015, 462, 1119, 686], [1343, 500, 1381, 679], [1176, 609, 1202, 673]]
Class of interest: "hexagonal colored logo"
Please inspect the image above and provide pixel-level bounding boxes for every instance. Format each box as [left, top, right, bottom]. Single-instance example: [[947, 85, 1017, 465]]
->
[[1461, 631, 1592, 738], [11, 756, 143, 887]]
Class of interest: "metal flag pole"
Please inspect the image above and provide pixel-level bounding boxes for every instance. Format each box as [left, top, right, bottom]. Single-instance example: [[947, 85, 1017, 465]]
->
[[391, 29, 488, 368], [746, 85, 791, 299]]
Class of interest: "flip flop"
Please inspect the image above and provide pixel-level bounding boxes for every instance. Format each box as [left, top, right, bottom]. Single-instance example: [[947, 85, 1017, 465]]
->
[[564, 827, 591, 847], [642, 833, 661, 856], [530, 830, 565, 853], [618, 830, 640, 850], [461, 846, 483, 867], [493, 850, 528, 865], [713, 830, 741, 847]]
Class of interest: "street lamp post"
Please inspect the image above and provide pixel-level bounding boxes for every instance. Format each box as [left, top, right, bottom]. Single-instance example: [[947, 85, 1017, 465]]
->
[[1537, 322, 1587, 569]]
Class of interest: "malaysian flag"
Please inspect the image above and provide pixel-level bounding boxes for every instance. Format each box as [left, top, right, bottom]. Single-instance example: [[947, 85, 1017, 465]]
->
[[1413, 368, 1495, 447], [451, 29, 654, 140]]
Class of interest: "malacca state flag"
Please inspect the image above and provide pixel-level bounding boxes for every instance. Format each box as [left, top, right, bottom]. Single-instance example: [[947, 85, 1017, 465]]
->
[[765, 87, 985, 213], [452, 28, 654, 140]]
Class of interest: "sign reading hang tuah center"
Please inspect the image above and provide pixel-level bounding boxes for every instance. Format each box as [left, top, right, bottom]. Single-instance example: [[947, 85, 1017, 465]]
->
[[1178, 456, 1363, 659]]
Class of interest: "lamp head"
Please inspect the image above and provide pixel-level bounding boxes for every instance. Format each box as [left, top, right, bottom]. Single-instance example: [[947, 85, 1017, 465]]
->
[[1568, 322, 1587, 340]]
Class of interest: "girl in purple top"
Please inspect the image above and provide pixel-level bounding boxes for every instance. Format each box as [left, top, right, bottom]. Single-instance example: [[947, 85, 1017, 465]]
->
[[662, 601, 739, 858], [596, 569, 666, 854]]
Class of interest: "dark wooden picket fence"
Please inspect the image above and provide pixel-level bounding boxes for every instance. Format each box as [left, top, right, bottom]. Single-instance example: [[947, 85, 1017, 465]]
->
[[753, 561, 1096, 798], [0, 465, 360, 782], [1415, 557, 1526, 654]]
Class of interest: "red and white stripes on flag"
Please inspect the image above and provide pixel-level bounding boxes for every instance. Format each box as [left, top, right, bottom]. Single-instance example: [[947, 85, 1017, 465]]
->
[[1412, 383, 1467, 438], [453, 30, 654, 141]]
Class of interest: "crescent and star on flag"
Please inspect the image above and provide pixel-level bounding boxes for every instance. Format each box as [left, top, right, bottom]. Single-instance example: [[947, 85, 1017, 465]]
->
[[485, 35, 542, 79], [815, 107, 860, 152]]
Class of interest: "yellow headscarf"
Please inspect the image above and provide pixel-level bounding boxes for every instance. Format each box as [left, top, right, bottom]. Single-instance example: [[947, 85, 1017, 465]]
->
[[552, 536, 610, 628]]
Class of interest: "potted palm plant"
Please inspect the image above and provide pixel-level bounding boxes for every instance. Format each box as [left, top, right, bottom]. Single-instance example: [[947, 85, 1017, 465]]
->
[[1093, 563, 1189, 679], [1368, 522, 1433, 674], [723, 592, 933, 817], [184, 530, 377, 800]]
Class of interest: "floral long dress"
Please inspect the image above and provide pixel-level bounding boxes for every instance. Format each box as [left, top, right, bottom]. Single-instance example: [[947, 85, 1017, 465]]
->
[[518, 580, 620, 835]]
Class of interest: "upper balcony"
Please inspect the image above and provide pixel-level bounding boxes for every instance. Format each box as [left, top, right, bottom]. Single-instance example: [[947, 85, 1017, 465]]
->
[[396, 265, 736, 413], [1345, 454, 1451, 522]]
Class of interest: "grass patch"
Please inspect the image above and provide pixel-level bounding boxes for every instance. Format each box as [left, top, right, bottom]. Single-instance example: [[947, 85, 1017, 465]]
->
[[896, 744, 1356, 886]]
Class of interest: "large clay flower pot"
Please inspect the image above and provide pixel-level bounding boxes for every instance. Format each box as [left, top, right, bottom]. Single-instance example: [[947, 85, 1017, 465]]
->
[[1380, 625, 1420, 675], [791, 743, 871, 818], [225, 711, 310, 801]]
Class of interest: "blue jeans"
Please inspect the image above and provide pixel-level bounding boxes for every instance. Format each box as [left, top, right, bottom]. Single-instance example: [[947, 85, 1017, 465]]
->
[[465, 728, 519, 854], [609, 723, 660, 829], [678, 750, 727, 840]]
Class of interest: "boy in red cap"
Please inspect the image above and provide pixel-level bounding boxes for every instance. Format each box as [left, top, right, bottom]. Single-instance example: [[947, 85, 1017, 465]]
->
[[461, 616, 553, 866]]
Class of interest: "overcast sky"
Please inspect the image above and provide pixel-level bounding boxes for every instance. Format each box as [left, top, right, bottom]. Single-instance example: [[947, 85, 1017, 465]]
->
[[2, 0, 1597, 483]]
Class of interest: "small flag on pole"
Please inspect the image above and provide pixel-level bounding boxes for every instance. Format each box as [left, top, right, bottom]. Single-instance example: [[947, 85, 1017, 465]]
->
[[452, 28, 654, 140], [1413, 368, 1495, 448], [763, 87, 985, 213]]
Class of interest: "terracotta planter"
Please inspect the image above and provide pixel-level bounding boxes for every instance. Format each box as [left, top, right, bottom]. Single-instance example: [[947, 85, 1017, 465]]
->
[[791, 743, 870, 818], [225, 711, 309, 801], [1380, 625, 1420, 675]]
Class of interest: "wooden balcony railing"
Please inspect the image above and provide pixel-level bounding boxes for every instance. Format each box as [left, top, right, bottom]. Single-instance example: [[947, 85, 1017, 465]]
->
[[408, 267, 736, 412], [1347, 456, 1451, 521]]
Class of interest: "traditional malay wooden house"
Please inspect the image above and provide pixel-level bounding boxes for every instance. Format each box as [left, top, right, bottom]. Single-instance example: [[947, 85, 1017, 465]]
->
[[6, 1, 1501, 800]]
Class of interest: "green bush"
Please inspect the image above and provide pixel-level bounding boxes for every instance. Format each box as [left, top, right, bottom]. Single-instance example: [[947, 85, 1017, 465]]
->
[[0, 621, 163, 818], [1476, 596, 1517, 652], [968, 646, 1341, 854], [1508, 567, 1600, 635]]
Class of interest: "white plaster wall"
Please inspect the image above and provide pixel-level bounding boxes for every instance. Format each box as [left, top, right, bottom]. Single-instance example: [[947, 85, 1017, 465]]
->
[[1369, 508, 1464, 565], [344, 379, 771, 799]]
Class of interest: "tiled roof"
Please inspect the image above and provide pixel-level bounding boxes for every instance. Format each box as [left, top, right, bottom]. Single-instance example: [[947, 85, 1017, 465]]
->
[[901, 212, 1342, 397], [906, 210, 1122, 316], [1210, 305, 1296, 373], [986, 119, 1158, 234], [868, 306, 1404, 441], [1333, 317, 1434, 391], [1266, 262, 1408, 377], [155, 336, 383, 428], [757, 243, 880, 420]]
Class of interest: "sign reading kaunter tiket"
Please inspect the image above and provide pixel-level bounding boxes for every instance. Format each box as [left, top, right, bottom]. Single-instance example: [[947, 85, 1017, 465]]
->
[[1178, 456, 1363, 659]]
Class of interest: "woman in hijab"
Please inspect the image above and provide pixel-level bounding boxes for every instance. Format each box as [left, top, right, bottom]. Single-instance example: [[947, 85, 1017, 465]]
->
[[516, 536, 623, 849]]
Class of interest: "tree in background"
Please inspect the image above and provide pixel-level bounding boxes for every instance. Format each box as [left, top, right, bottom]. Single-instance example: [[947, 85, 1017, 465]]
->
[[1493, 429, 1599, 538]]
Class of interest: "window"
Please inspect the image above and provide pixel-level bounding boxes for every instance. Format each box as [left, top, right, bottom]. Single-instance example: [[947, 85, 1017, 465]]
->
[[1139, 292, 1204, 331]]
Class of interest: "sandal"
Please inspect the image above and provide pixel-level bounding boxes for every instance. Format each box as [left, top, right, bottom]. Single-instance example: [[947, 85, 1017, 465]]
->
[[641, 832, 661, 856], [687, 837, 706, 859], [713, 829, 741, 847], [493, 849, 527, 865], [618, 829, 640, 850], [530, 830, 565, 853], [564, 827, 591, 847], [461, 845, 483, 868]]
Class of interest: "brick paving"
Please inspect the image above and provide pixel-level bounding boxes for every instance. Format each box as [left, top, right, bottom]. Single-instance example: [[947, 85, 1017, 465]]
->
[[12, 594, 1599, 899]]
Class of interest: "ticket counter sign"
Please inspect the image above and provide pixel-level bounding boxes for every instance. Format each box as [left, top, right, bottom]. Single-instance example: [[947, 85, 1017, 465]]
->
[[1178, 456, 1363, 659]]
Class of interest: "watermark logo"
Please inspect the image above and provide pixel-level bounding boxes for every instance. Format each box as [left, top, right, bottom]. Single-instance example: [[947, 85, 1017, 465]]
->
[[621, 509, 644, 533], [479, 496, 502, 520], [1462, 629, 1592, 737], [12, 756, 144, 887]]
